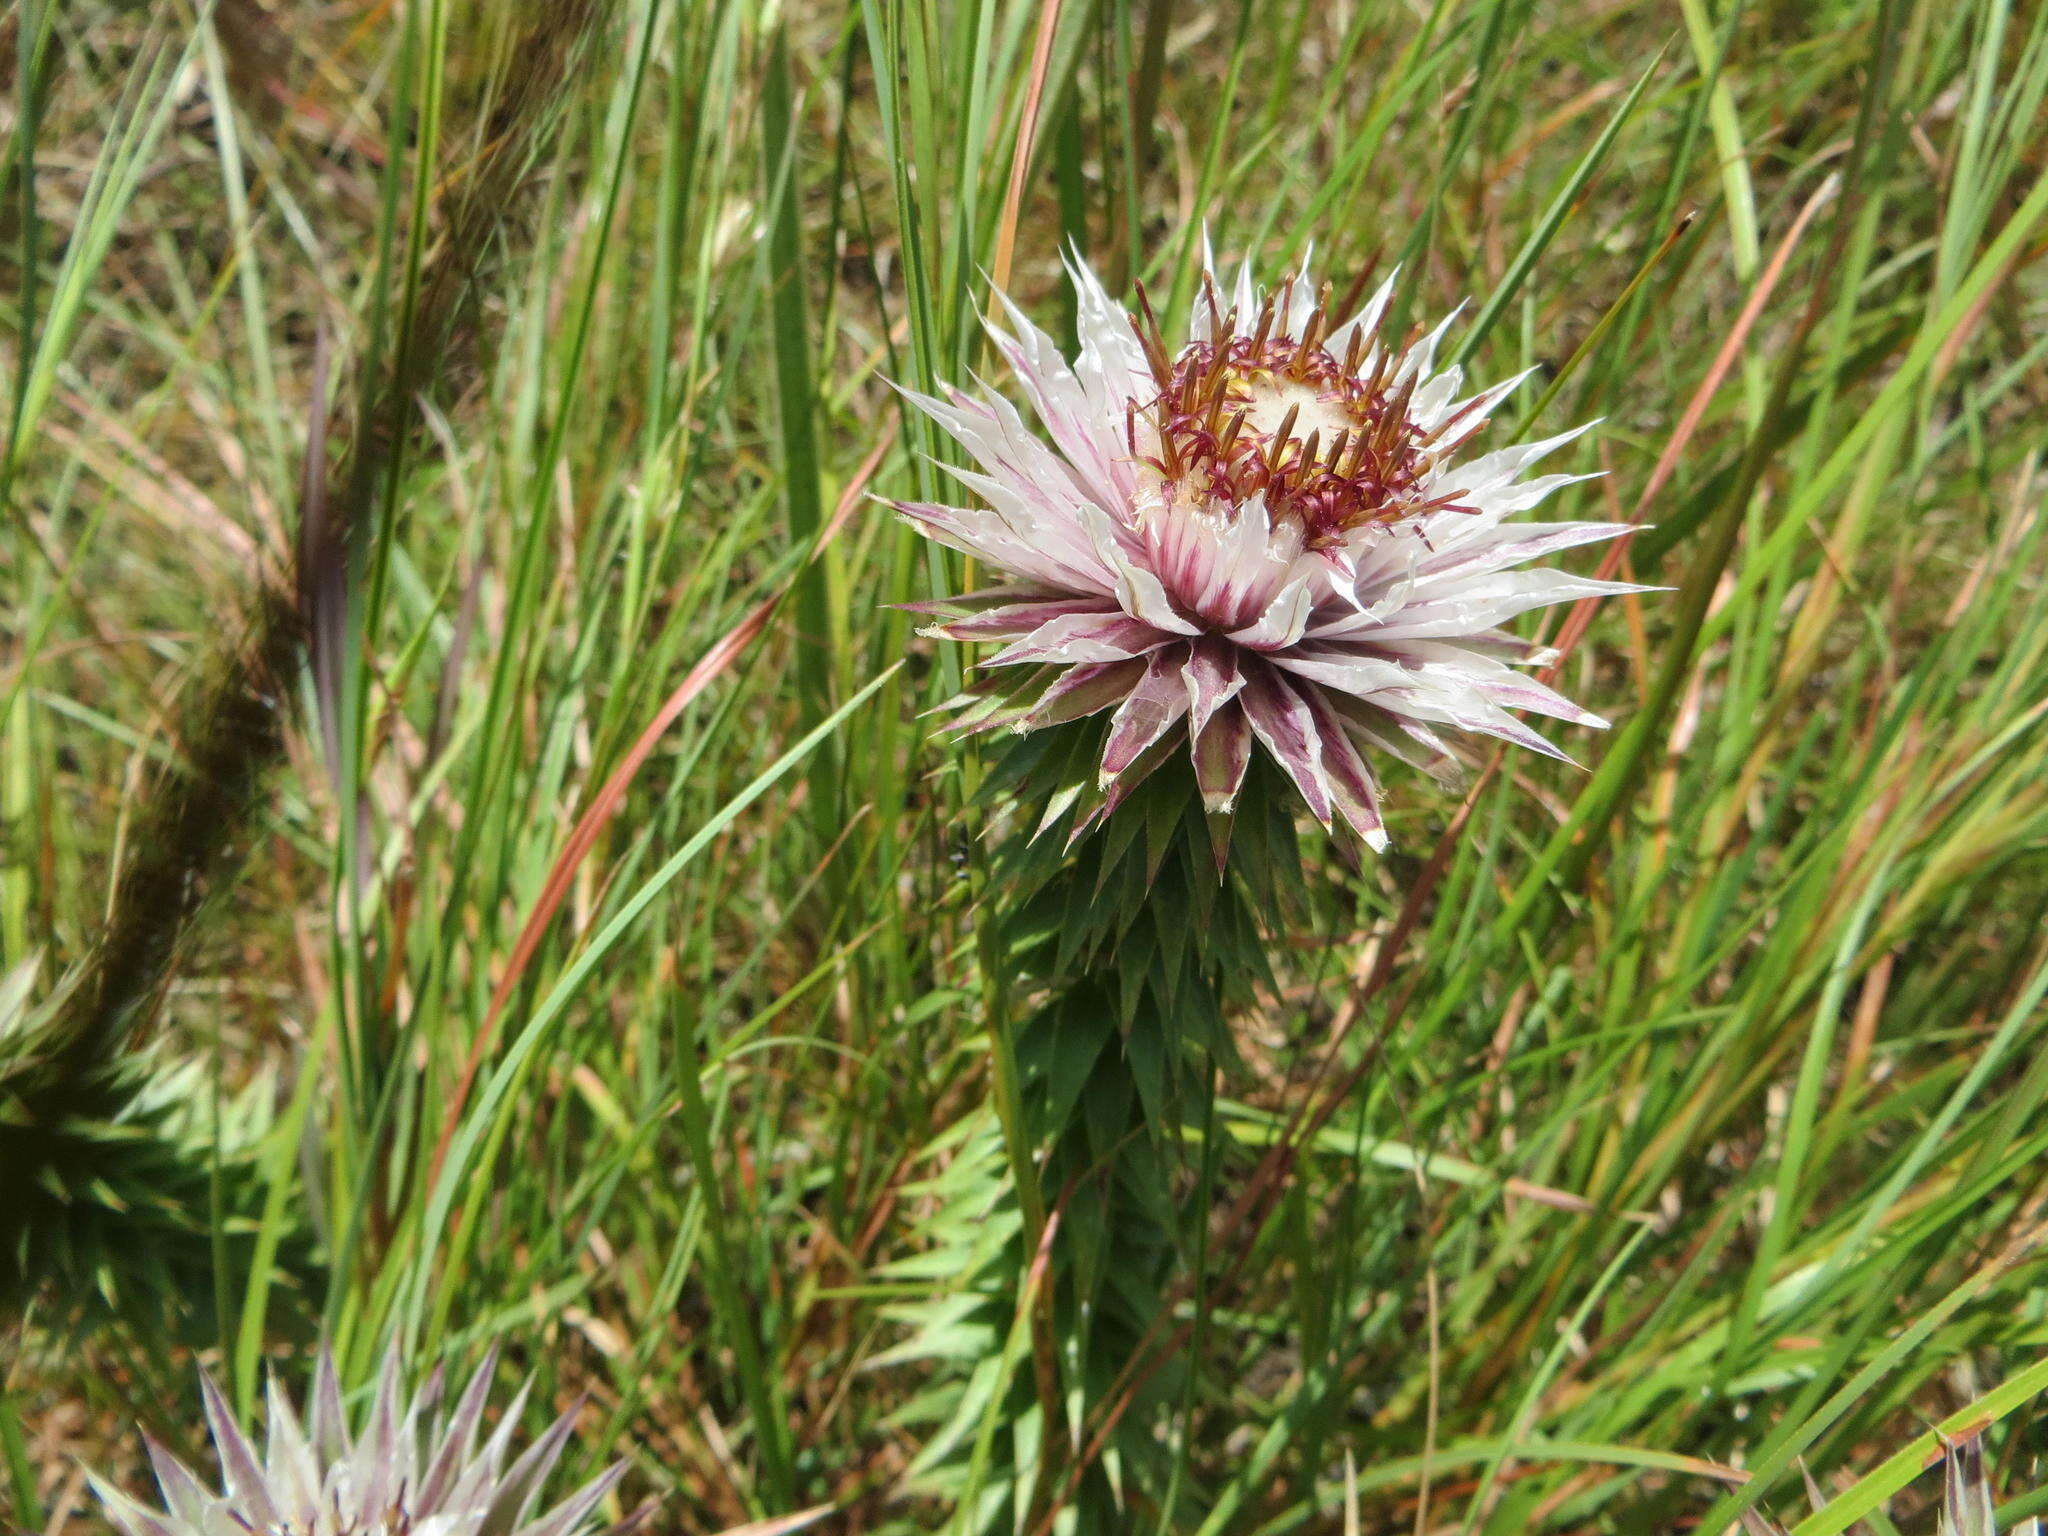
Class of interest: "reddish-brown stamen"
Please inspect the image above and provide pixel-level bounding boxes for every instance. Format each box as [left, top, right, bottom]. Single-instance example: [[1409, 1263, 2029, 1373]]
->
[[1126, 298, 1480, 544]]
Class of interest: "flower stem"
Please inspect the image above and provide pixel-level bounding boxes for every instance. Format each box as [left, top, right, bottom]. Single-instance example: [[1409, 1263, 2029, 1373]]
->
[[970, 740, 1296, 1531]]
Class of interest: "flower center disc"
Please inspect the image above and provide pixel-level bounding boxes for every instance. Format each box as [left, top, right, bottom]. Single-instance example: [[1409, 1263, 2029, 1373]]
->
[[1128, 279, 1476, 546]]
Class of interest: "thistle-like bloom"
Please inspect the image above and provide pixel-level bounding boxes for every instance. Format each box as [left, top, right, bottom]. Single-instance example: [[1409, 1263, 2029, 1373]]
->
[[898, 254, 1647, 845], [93, 1348, 635, 1536]]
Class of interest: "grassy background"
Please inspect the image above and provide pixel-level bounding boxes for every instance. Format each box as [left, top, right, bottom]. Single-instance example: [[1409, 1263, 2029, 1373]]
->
[[5, 0, 2048, 1531]]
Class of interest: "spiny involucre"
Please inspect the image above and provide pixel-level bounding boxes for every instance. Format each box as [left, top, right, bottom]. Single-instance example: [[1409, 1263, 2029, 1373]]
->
[[896, 250, 1650, 845], [92, 1348, 638, 1536]]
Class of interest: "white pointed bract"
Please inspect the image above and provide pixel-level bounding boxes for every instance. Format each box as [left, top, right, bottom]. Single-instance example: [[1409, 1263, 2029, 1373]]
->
[[897, 252, 1649, 846], [93, 1347, 636, 1536]]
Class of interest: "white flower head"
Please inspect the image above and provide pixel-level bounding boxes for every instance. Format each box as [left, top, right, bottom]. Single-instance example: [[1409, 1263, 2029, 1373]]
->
[[896, 251, 1648, 848], [93, 1347, 638, 1536]]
